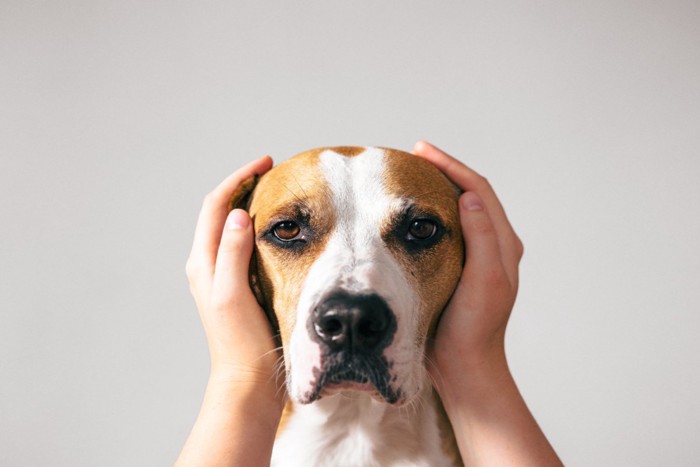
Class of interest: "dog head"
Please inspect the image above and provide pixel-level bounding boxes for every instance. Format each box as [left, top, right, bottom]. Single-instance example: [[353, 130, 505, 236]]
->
[[234, 147, 464, 406]]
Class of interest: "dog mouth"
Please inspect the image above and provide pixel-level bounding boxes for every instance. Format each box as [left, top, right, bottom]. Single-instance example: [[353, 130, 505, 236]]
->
[[302, 353, 402, 404]]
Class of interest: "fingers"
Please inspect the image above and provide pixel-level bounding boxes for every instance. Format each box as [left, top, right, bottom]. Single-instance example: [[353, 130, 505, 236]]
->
[[187, 155, 273, 281], [458, 192, 508, 291], [211, 209, 258, 309], [413, 141, 523, 283]]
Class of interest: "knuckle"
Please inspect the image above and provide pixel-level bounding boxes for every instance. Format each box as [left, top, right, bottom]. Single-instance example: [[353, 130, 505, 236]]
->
[[516, 237, 525, 259], [204, 188, 227, 206], [209, 287, 248, 312], [186, 258, 210, 285], [187, 281, 199, 298], [185, 259, 197, 278], [476, 174, 491, 189], [444, 158, 460, 176], [208, 284, 233, 309], [485, 267, 509, 289], [209, 288, 226, 306], [201, 192, 215, 208], [209, 295, 230, 313]]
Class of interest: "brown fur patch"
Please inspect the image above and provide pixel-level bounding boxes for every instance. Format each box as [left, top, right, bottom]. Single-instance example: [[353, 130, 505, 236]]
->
[[324, 146, 366, 157], [247, 149, 336, 368], [380, 148, 464, 342], [248, 147, 464, 463], [227, 174, 259, 211]]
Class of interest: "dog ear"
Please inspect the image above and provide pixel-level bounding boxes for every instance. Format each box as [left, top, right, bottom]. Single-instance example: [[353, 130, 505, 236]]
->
[[228, 174, 260, 212]]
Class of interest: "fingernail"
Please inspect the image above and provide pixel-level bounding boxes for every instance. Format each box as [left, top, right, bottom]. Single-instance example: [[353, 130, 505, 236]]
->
[[225, 209, 250, 230], [461, 192, 484, 211], [413, 140, 429, 153]]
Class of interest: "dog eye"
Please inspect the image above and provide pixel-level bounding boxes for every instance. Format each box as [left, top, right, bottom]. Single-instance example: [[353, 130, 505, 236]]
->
[[272, 221, 301, 241], [407, 219, 437, 240]]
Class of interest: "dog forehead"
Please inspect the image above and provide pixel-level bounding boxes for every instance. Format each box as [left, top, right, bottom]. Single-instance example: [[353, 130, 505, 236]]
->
[[249, 146, 459, 223], [248, 149, 328, 222], [380, 147, 460, 206], [249, 147, 371, 219], [319, 146, 459, 203]]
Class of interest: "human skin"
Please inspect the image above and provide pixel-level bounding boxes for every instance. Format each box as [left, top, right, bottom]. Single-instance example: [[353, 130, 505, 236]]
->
[[175, 142, 562, 466], [177, 156, 282, 467], [414, 141, 562, 466]]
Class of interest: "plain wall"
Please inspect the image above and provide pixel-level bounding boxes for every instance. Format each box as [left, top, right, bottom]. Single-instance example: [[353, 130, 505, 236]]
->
[[1, 1, 699, 465]]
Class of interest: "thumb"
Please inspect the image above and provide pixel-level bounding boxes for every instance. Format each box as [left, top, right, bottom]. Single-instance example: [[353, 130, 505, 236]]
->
[[212, 209, 257, 306], [458, 192, 506, 288]]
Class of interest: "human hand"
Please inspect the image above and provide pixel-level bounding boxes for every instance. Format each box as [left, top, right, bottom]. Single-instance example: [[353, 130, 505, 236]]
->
[[178, 156, 286, 466], [185, 155, 282, 397], [414, 141, 562, 466], [413, 141, 524, 392]]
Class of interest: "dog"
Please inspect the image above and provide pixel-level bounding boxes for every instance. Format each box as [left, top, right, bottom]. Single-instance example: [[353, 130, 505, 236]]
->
[[229, 146, 465, 466]]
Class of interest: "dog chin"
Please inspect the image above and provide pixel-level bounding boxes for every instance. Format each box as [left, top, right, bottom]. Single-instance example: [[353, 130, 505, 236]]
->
[[322, 382, 384, 401], [297, 376, 405, 406]]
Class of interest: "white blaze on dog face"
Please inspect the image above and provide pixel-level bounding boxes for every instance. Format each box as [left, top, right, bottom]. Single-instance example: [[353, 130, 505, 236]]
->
[[294, 148, 418, 402], [249, 147, 463, 405]]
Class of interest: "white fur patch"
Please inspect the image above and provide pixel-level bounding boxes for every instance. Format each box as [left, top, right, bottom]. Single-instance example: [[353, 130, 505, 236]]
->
[[287, 148, 420, 402], [272, 388, 452, 467], [274, 148, 453, 466]]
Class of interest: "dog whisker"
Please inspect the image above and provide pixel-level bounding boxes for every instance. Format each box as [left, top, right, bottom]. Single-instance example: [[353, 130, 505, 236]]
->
[[256, 345, 284, 362], [273, 361, 289, 400], [249, 147, 464, 463], [282, 182, 306, 205], [411, 189, 441, 200], [421, 351, 446, 393], [291, 174, 309, 200]]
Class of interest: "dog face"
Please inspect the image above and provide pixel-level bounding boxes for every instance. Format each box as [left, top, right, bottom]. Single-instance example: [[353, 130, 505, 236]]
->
[[244, 147, 463, 406]]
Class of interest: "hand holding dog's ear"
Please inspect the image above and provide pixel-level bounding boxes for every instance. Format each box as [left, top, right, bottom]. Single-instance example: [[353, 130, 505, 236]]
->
[[414, 142, 561, 467], [185, 155, 282, 393], [179, 156, 286, 467], [413, 141, 524, 377]]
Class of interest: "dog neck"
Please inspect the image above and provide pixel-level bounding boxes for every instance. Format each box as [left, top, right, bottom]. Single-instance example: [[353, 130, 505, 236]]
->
[[271, 373, 459, 467]]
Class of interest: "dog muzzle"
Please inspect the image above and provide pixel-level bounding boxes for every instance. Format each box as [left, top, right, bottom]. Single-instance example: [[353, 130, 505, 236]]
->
[[304, 290, 401, 403]]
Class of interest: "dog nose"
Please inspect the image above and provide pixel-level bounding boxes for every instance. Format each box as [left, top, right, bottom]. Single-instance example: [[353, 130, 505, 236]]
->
[[312, 292, 395, 352]]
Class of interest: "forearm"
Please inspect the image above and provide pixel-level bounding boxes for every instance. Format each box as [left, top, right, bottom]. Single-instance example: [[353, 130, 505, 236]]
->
[[440, 352, 562, 467], [176, 373, 282, 467]]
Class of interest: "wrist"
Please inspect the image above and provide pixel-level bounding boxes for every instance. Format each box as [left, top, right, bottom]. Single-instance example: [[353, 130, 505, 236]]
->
[[207, 367, 286, 421], [435, 346, 512, 410], [177, 363, 284, 466], [210, 351, 282, 389], [433, 348, 563, 466]]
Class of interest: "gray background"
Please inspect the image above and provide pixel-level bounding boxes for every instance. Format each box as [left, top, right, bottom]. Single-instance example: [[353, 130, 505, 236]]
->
[[2, 1, 699, 465]]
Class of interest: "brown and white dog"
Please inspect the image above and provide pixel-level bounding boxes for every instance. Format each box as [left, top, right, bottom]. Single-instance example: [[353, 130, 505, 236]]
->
[[230, 146, 465, 466]]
